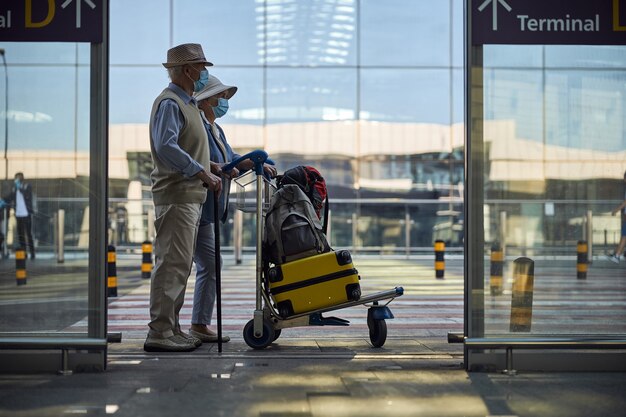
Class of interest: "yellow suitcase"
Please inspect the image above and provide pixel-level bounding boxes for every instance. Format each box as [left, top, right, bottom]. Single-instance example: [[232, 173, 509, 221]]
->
[[267, 250, 361, 317]]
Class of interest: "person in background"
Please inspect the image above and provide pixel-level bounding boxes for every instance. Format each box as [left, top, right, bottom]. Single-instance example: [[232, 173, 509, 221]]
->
[[2, 173, 36, 260], [144, 43, 222, 353], [188, 75, 276, 343], [606, 170, 626, 264]]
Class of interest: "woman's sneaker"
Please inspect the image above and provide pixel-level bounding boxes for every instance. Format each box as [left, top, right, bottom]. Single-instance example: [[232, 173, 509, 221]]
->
[[606, 253, 620, 264]]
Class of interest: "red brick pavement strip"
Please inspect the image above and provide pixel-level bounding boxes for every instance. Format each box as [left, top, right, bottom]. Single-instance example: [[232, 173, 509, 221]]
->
[[64, 259, 626, 338]]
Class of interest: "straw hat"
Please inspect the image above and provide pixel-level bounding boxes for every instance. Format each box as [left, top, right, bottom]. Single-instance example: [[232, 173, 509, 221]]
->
[[194, 75, 238, 102], [162, 43, 213, 68]]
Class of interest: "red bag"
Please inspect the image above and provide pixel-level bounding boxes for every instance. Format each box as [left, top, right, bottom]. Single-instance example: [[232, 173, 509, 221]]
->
[[277, 166, 327, 219]]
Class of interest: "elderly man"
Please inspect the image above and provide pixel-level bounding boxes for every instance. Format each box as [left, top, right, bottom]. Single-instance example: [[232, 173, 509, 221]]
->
[[144, 43, 222, 352]]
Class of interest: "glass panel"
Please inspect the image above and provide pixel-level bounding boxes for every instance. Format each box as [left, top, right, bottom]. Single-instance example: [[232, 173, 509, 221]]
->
[[175, 0, 357, 66], [545, 45, 626, 69], [110, 0, 170, 65], [267, 68, 356, 123], [360, 69, 451, 124], [484, 45, 543, 68], [110, 67, 168, 124], [0, 43, 86, 65], [361, 0, 450, 67], [451, 0, 464, 68], [211, 68, 264, 126], [479, 44, 626, 336], [173, 0, 259, 66], [102, 0, 463, 286], [0, 42, 91, 336]]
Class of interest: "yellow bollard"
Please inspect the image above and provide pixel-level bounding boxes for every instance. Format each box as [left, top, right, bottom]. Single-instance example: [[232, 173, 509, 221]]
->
[[107, 245, 118, 297], [434, 240, 445, 279], [510, 257, 534, 332], [15, 248, 27, 286], [141, 240, 153, 279], [490, 243, 504, 296], [577, 240, 588, 280]]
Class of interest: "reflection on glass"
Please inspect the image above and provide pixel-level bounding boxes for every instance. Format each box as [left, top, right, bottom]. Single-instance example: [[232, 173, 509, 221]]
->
[[0, 42, 85, 65], [266, 68, 356, 123], [480, 44, 626, 336], [361, 0, 450, 67], [0, 43, 90, 336], [110, 67, 169, 124], [174, 0, 259, 66], [110, 0, 169, 65], [360, 69, 451, 124]]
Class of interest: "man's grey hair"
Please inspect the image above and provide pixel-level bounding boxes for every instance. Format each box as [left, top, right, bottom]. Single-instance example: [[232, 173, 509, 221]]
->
[[167, 65, 184, 81]]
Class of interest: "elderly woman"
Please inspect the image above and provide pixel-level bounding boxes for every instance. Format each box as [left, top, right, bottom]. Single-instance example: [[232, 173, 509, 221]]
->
[[189, 75, 276, 342]]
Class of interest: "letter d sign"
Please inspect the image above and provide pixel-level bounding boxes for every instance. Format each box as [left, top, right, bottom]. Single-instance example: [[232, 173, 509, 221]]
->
[[25, 0, 55, 28], [614, 0, 626, 31]]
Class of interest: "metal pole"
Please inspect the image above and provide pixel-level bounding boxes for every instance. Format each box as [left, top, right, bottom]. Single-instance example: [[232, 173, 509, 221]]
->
[[213, 194, 223, 353], [586, 210, 593, 262], [88, 0, 109, 356], [499, 210, 507, 258], [57, 209, 65, 263], [0, 48, 8, 182], [405, 206, 410, 259], [326, 208, 333, 247], [351, 212, 358, 254], [253, 174, 264, 337], [234, 209, 243, 264], [147, 207, 155, 241]]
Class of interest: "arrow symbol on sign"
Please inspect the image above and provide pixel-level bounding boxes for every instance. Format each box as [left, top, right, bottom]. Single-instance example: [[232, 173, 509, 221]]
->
[[61, 0, 97, 29], [478, 0, 512, 31]]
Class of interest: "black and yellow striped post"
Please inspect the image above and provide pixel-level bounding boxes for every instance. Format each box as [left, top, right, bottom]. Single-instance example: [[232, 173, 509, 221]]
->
[[510, 257, 534, 332], [15, 247, 27, 286], [490, 243, 504, 296], [577, 240, 588, 280], [107, 245, 118, 297], [141, 240, 153, 279], [434, 239, 445, 279]]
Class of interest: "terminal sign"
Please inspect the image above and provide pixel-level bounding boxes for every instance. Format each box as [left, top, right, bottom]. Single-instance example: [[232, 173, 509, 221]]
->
[[473, 0, 626, 45], [0, 0, 102, 42]]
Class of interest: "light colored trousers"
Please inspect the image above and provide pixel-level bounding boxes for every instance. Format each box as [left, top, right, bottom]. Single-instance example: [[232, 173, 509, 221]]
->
[[148, 203, 201, 338], [191, 222, 222, 325]]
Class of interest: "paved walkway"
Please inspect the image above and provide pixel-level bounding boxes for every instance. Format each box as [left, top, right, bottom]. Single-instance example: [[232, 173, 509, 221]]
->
[[1, 256, 626, 416]]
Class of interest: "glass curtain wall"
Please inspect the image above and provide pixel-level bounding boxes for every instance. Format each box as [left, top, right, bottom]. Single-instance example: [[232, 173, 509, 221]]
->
[[475, 44, 626, 338], [107, 0, 465, 254], [0, 42, 93, 336]]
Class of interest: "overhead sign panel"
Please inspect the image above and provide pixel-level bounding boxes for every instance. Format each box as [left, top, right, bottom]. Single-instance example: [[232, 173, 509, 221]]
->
[[0, 0, 102, 42], [473, 0, 626, 45]]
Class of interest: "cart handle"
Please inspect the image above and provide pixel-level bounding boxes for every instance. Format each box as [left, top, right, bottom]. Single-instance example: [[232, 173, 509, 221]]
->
[[222, 149, 274, 177]]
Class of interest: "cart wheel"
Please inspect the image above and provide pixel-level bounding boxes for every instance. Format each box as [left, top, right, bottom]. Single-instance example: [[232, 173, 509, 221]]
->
[[243, 319, 275, 349], [368, 319, 387, 348], [272, 329, 282, 341]]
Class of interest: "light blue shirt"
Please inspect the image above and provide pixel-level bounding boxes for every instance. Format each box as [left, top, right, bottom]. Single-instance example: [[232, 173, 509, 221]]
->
[[150, 83, 204, 178]]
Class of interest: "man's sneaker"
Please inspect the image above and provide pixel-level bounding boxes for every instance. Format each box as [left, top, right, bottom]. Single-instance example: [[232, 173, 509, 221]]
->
[[144, 334, 197, 352], [176, 330, 202, 347], [606, 254, 620, 264]]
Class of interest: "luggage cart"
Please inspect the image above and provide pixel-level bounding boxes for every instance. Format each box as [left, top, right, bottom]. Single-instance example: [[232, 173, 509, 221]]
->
[[224, 150, 404, 350]]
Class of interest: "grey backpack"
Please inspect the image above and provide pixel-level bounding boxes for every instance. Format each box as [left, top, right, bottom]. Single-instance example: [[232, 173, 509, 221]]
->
[[263, 184, 330, 265]]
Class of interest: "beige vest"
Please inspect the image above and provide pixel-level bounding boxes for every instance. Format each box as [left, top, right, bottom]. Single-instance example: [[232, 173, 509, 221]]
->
[[149, 88, 210, 205]]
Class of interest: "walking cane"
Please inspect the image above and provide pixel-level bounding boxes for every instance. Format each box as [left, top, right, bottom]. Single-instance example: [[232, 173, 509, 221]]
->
[[213, 192, 223, 353]]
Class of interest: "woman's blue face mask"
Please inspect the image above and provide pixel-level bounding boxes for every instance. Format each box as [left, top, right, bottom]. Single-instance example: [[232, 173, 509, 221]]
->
[[212, 98, 229, 118]]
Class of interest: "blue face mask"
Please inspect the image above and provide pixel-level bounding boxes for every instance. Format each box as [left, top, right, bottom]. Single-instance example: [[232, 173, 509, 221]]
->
[[192, 69, 209, 93], [212, 98, 229, 118]]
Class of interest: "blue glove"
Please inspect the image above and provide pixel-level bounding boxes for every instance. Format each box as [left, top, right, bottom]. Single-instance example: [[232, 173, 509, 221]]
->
[[0, 199, 6, 209]]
